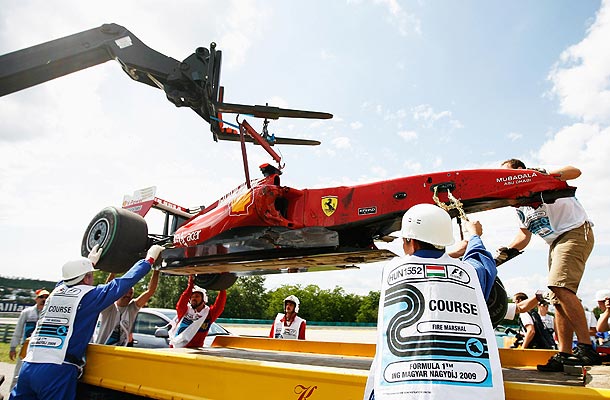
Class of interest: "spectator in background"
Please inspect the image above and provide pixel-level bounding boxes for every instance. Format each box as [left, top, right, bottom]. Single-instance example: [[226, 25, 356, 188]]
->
[[269, 295, 306, 340], [596, 290, 610, 334], [513, 292, 536, 349], [538, 302, 555, 332], [585, 306, 598, 346], [169, 275, 227, 348], [94, 270, 160, 346], [8, 289, 49, 389], [512, 291, 557, 350]]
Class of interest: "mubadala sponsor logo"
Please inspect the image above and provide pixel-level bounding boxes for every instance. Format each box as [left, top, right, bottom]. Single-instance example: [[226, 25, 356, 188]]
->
[[497, 172, 537, 185]]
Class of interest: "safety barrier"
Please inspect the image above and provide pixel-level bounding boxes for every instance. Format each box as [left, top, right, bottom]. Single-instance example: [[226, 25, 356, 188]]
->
[[216, 317, 376, 327], [0, 323, 15, 343]]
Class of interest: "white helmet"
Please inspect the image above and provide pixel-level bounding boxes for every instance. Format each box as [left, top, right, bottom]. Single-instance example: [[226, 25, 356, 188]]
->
[[400, 204, 454, 247], [284, 295, 300, 313], [62, 258, 96, 286], [192, 285, 208, 303]]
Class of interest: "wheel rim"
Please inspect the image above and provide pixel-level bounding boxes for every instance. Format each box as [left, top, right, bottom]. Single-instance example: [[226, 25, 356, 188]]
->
[[87, 217, 110, 251]]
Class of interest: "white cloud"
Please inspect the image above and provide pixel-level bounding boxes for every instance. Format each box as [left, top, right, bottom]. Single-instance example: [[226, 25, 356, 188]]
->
[[350, 121, 363, 130], [547, 0, 610, 124], [218, 0, 271, 68], [412, 104, 454, 128], [534, 123, 610, 246], [403, 160, 422, 173], [331, 136, 352, 149], [432, 157, 443, 168], [371, 165, 388, 177], [320, 49, 336, 60], [397, 130, 418, 141], [507, 132, 523, 141], [450, 120, 464, 129], [373, 0, 422, 36], [527, 1, 610, 310]]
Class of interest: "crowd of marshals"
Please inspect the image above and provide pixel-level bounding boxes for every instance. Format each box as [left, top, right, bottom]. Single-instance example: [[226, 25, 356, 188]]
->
[[9, 244, 164, 400], [6, 160, 603, 400]]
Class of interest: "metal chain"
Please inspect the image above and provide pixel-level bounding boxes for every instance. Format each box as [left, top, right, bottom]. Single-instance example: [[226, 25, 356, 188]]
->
[[432, 186, 469, 221]]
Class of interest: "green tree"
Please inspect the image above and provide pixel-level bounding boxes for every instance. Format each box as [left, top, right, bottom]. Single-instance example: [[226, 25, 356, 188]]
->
[[149, 274, 189, 309], [222, 276, 269, 319], [266, 285, 304, 320], [266, 284, 363, 322], [356, 291, 380, 323], [93, 270, 185, 309]]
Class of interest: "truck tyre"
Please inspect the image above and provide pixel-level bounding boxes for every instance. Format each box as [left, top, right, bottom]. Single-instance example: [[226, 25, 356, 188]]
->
[[486, 277, 508, 328], [194, 273, 238, 290], [81, 207, 148, 273]]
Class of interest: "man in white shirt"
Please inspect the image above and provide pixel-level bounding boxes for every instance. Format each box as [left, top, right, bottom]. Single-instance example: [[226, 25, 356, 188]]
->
[[537, 302, 554, 331], [596, 290, 610, 335], [500, 159, 599, 370], [513, 293, 536, 348], [94, 270, 160, 346]]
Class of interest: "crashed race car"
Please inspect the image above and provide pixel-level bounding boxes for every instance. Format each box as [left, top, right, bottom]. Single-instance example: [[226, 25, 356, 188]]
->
[[1, 23, 576, 326], [80, 166, 575, 289]]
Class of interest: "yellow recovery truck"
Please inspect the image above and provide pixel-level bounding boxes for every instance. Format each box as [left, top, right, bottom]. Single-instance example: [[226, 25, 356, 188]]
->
[[77, 336, 610, 399]]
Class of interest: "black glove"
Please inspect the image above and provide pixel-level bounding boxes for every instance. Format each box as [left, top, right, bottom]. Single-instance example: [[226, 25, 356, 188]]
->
[[494, 247, 523, 266]]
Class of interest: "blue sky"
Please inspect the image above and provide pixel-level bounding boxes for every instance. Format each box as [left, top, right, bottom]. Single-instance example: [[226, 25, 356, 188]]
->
[[1, 1, 609, 311]]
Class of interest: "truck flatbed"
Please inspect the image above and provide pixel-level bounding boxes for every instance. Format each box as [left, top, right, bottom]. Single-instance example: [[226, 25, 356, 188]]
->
[[78, 336, 610, 400]]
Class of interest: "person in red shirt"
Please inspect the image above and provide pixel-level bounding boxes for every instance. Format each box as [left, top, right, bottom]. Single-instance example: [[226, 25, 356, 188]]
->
[[169, 275, 227, 348], [269, 295, 306, 340]]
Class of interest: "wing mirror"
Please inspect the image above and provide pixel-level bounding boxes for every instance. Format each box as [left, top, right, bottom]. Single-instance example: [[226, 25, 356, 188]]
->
[[154, 327, 169, 338]]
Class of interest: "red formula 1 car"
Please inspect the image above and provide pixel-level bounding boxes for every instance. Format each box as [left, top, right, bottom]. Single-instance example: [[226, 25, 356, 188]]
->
[[81, 165, 575, 291], [0, 23, 577, 297]]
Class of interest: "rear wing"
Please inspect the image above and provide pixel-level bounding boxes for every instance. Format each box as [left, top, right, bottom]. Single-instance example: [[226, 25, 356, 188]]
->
[[122, 187, 193, 218], [122, 187, 198, 235]]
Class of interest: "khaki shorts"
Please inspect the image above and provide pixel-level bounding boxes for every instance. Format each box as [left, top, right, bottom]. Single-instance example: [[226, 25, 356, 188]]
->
[[548, 222, 594, 303]]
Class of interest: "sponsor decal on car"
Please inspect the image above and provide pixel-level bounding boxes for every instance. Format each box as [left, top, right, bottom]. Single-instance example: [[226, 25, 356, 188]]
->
[[122, 186, 156, 207], [230, 190, 253, 216], [496, 172, 537, 186], [174, 229, 202, 246], [321, 196, 338, 217], [358, 206, 377, 215]]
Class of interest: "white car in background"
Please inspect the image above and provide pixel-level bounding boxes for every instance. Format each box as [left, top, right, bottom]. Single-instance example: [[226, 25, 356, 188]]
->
[[132, 307, 231, 348]]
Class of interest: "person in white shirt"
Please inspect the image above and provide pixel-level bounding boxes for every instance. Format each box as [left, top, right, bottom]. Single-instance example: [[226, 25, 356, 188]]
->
[[8, 289, 49, 389], [537, 302, 555, 331], [94, 270, 160, 346], [500, 159, 600, 370], [269, 295, 306, 340], [596, 290, 610, 334]]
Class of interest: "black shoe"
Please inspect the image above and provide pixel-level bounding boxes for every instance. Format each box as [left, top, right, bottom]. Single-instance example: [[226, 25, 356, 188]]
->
[[572, 343, 602, 366], [537, 352, 578, 372]]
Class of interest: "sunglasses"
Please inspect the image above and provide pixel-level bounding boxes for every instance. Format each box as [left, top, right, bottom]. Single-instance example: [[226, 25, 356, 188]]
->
[[37, 295, 49, 299]]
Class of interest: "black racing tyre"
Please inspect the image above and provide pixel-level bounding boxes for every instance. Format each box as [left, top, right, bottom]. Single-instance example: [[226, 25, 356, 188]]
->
[[486, 277, 508, 328], [194, 273, 238, 290], [81, 207, 148, 273]]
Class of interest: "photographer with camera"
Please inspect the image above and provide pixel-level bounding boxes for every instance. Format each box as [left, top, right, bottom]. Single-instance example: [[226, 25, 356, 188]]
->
[[512, 292, 557, 350]]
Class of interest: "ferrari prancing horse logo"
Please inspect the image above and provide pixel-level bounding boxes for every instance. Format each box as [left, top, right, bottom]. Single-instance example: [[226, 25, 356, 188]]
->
[[321, 196, 338, 217]]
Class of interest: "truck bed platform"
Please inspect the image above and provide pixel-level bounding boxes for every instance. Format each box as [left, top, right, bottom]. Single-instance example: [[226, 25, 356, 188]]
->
[[79, 336, 610, 399]]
